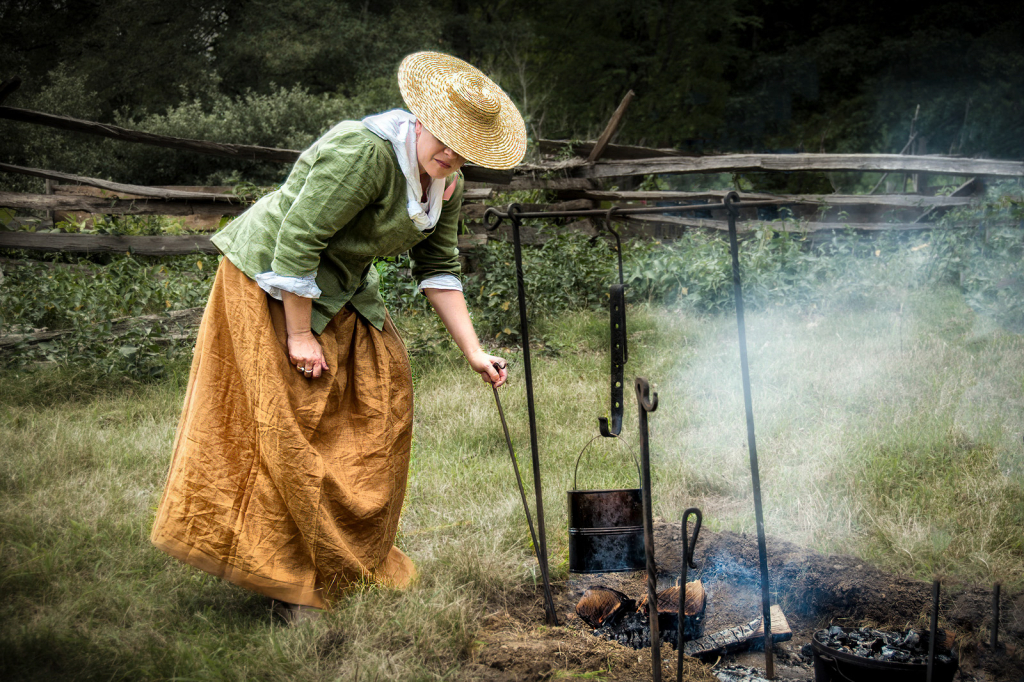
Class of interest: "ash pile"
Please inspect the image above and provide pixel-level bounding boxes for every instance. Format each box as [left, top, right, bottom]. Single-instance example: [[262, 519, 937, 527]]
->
[[576, 580, 794, 659], [814, 626, 956, 665], [576, 582, 706, 650]]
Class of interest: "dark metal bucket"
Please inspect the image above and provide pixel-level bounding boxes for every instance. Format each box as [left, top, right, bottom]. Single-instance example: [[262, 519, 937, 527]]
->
[[568, 438, 645, 573], [811, 629, 958, 682]]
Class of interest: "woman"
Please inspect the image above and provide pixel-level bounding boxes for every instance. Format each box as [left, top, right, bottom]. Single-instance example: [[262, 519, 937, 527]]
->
[[150, 52, 526, 623]]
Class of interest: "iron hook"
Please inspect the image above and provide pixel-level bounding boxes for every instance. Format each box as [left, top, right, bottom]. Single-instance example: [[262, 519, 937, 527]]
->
[[682, 507, 702, 570], [507, 202, 523, 226], [603, 206, 625, 286], [483, 206, 504, 232], [677, 507, 703, 682], [635, 377, 658, 412], [724, 190, 741, 218]]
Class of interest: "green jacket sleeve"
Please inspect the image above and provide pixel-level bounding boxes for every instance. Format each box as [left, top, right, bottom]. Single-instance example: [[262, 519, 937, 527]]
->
[[270, 134, 390, 278], [410, 174, 464, 283]]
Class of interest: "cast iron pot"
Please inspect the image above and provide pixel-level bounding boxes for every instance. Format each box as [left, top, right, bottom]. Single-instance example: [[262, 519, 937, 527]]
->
[[811, 628, 958, 682], [568, 438, 645, 573]]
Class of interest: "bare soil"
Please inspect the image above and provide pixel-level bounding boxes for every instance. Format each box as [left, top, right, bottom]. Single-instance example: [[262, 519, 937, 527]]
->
[[459, 522, 1024, 681]]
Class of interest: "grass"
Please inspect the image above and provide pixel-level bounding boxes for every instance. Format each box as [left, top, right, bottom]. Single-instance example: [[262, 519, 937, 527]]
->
[[1, 283, 1022, 680]]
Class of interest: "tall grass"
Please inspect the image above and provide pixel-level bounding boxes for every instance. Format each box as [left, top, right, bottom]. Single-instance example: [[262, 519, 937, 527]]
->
[[2, 279, 1021, 680], [2, 200, 1024, 678]]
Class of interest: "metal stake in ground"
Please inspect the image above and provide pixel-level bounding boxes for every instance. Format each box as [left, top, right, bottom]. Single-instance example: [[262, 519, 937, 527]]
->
[[991, 582, 1001, 650], [928, 579, 940, 682], [678, 507, 702, 682], [494, 204, 558, 626], [635, 377, 662, 682], [490, 375, 558, 622], [724, 191, 775, 679]]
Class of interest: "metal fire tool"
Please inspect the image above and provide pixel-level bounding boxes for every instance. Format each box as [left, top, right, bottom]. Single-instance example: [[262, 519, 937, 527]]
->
[[928, 579, 940, 682], [991, 582, 1001, 650], [677, 507, 702, 682], [482, 197, 784, 634], [484, 204, 558, 626], [599, 207, 628, 438], [724, 191, 775, 679], [635, 377, 662, 682], [490, 372, 558, 622]]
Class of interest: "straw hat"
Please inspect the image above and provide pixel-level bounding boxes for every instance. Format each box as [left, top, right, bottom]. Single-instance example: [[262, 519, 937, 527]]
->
[[398, 51, 526, 170]]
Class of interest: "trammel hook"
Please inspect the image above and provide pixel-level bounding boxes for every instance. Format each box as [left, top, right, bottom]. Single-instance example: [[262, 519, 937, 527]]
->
[[603, 206, 624, 286], [634, 377, 658, 412]]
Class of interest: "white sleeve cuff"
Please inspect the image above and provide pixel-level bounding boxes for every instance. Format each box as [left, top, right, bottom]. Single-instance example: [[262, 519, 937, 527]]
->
[[417, 273, 463, 292], [254, 271, 322, 300]]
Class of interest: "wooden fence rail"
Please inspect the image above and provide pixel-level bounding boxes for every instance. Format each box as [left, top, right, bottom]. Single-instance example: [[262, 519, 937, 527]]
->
[[0, 162, 240, 201], [3, 101, 1021, 253], [0, 232, 219, 256], [0, 106, 511, 185], [0, 191, 245, 218], [0, 231, 496, 256], [575, 153, 1024, 179]]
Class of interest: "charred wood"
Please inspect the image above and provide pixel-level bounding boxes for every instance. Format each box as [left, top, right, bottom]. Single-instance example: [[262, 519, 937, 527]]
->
[[576, 586, 637, 628]]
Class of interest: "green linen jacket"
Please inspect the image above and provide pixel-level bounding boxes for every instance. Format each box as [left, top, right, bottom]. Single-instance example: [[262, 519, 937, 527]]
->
[[211, 121, 463, 333]]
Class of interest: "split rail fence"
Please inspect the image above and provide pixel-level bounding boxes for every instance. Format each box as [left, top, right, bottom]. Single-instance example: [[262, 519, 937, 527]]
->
[[2, 83, 1023, 259]]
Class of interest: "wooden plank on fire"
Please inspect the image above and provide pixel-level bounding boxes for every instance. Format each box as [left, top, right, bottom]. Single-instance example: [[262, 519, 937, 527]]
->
[[682, 605, 791, 659]]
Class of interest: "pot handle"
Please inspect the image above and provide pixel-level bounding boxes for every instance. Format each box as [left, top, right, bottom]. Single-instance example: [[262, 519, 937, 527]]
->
[[815, 654, 860, 682], [572, 433, 641, 491]]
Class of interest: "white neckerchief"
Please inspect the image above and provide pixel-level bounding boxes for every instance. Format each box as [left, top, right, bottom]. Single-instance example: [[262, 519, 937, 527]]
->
[[362, 109, 444, 231]]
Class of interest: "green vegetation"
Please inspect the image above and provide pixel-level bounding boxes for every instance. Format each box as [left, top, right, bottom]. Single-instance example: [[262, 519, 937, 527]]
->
[[1, 273, 1022, 679], [1, 199, 1022, 681], [3, 185, 1022, 377], [3, 1, 1022, 191]]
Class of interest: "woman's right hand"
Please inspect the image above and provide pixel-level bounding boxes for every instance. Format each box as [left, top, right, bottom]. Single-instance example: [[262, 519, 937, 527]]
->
[[287, 331, 329, 379]]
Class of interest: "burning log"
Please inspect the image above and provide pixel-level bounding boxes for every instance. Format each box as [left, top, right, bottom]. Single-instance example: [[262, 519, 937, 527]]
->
[[636, 579, 707, 640], [636, 579, 707, 618], [575, 586, 637, 628]]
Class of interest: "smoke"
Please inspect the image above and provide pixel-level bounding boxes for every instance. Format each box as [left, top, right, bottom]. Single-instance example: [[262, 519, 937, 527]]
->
[[636, 184, 1024, 579]]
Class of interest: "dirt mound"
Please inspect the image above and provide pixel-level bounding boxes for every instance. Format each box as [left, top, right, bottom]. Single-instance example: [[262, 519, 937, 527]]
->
[[462, 522, 1023, 681]]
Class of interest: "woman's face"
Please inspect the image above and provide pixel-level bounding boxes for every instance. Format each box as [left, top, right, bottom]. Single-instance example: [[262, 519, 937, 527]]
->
[[415, 121, 465, 180]]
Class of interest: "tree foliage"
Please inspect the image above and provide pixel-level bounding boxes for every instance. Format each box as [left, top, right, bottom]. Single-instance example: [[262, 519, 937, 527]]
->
[[1, 0, 1021, 188]]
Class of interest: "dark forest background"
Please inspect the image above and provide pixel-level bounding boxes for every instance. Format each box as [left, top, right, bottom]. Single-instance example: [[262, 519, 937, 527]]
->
[[1, 0, 1022, 188]]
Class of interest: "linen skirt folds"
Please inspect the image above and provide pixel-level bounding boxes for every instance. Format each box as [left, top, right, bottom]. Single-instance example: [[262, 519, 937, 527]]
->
[[151, 259, 415, 608]]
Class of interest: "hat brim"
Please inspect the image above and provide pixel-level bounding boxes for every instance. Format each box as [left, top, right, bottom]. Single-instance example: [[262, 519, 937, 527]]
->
[[398, 52, 527, 170]]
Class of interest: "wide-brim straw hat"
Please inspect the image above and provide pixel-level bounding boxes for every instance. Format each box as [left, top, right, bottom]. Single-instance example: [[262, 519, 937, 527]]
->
[[398, 51, 526, 170]]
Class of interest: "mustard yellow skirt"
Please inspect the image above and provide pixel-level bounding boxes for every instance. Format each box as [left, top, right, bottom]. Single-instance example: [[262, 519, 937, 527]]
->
[[151, 259, 415, 608]]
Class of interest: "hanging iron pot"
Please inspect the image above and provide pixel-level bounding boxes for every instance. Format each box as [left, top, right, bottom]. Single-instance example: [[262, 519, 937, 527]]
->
[[568, 436, 645, 573]]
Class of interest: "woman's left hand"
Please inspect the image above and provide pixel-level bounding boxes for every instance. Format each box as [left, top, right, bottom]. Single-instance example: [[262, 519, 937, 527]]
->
[[467, 349, 508, 388]]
